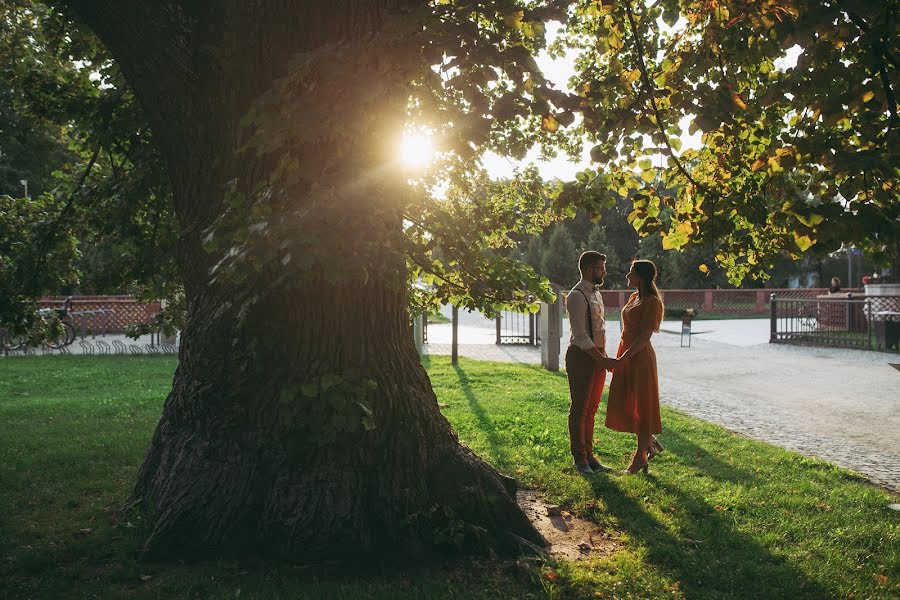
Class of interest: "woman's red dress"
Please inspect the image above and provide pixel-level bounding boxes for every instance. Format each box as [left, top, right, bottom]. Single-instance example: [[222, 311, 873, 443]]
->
[[605, 292, 663, 435]]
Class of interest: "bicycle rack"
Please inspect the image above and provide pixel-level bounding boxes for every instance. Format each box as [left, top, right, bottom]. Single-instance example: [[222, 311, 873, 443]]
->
[[79, 340, 95, 355], [145, 344, 160, 355], [97, 309, 116, 335], [112, 340, 127, 354], [96, 340, 111, 354], [68, 310, 117, 340], [161, 343, 176, 355], [69, 310, 98, 340], [128, 344, 143, 355]]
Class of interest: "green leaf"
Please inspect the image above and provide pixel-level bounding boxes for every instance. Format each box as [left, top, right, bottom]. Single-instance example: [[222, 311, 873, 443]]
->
[[796, 213, 824, 227], [793, 234, 815, 251], [662, 7, 679, 27]]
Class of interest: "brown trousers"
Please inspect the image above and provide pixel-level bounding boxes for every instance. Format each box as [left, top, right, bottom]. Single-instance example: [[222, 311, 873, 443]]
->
[[565, 345, 606, 464]]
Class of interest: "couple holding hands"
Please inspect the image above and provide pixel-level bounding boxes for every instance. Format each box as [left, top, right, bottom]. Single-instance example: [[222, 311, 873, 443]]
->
[[565, 251, 664, 476]]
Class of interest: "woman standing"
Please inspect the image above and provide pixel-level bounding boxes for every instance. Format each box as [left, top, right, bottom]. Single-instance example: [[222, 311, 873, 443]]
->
[[605, 260, 665, 474]]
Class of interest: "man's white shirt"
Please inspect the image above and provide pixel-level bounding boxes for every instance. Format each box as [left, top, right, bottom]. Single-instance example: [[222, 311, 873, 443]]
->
[[565, 279, 606, 352]]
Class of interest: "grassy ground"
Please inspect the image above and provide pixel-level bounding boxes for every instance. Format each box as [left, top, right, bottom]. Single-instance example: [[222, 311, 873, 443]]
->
[[1, 356, 897, 599]]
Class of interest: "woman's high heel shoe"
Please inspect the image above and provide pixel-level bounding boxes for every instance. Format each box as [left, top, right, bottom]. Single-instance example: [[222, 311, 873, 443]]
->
[[623, 453, 650, 475]]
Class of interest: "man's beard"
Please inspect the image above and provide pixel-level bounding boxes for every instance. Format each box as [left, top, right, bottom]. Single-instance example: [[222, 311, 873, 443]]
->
[[592, 275, 604, 286]]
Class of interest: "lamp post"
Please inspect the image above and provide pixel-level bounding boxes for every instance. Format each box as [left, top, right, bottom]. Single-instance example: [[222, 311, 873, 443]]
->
[[847, 245, 853, 290], [19, 179, 28, 198]]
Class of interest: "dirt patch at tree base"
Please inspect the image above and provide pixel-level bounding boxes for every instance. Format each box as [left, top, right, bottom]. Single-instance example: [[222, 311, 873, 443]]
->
[[516, 490, 621, 561]]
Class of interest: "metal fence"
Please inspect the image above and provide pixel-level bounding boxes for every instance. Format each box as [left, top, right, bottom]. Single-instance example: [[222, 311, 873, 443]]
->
[[599, 287, 861, 315], [770, 293, 900, 352], [495, 309, 537, 345]]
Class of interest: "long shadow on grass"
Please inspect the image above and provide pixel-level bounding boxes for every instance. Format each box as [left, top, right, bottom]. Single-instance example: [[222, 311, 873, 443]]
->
[[656, 427, 758, 485], [452, 365, 511, 467], [589, 473, 831, 599], [517, 362, 569, 381]]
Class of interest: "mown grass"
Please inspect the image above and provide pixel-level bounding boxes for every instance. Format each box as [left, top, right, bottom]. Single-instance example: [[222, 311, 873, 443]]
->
[[1, 355, 897, 599]]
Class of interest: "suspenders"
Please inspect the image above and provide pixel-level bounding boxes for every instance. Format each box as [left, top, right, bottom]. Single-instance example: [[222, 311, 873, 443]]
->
[[575, 288, 594, 342]]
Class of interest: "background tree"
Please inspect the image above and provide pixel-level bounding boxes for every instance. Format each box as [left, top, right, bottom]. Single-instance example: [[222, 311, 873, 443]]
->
[[540, 223, 579, 285], [585, 223, 625, 286], [524, 234, 543, 274]]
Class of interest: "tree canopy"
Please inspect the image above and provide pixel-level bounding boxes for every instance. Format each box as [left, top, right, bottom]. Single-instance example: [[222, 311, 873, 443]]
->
[[404, 0, 898, 287], [2, 0, 897, 327]]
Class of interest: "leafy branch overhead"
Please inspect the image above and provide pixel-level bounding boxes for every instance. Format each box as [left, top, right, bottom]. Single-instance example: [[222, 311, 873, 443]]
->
[[412, 0, 898, 284]]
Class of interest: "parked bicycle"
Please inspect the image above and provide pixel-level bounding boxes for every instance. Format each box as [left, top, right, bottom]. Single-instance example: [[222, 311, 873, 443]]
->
[[1, 297, 76, 351]]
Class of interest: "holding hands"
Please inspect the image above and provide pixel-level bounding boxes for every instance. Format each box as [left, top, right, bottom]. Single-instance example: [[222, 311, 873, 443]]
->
[[589, 348, 619, 371]]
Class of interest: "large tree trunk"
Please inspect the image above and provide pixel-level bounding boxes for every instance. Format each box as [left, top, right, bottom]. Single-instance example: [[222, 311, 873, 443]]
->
[[66, 1, 545, 559]]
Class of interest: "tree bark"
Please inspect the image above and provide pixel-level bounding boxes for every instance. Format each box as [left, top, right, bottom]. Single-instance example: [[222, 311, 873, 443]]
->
[[64, 1, 545, 560]]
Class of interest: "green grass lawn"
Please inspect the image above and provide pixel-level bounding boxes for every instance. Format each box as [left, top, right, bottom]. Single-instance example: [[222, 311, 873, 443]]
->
[[1, 356, 897, 599]]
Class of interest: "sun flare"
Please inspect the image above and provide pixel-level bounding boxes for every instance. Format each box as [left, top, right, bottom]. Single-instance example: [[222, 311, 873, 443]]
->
[[399, 131, 435, 169]]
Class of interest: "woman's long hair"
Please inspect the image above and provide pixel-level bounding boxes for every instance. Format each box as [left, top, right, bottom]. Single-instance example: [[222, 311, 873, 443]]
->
[[632, 260, 660, 299]]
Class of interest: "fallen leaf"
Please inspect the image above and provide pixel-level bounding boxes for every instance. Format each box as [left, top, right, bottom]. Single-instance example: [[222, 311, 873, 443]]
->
[[544, 570, 560, 582]]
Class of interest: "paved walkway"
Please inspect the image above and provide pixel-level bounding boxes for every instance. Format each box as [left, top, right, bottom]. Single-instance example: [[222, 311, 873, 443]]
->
[[425, 307, 900, 493]]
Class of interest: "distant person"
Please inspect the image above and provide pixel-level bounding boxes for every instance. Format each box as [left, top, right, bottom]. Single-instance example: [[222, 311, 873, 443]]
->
[[565, 251, 618, 475], [605, 260, 665, 475], [829, 277, 841, 294]]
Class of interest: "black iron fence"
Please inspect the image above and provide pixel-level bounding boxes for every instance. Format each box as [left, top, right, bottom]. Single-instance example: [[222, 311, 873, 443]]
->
[[770, 293, 900, 352], [495, 309, 537, 345]]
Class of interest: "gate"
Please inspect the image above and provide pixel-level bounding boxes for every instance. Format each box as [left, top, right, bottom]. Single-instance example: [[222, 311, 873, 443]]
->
[[769, 293, 900, 352], [495, 309, 537, 345]]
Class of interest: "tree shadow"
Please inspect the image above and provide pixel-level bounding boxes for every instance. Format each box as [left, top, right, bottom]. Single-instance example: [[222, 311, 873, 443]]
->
[[452, 364, 510, 466], [588, 473, 832, 599]]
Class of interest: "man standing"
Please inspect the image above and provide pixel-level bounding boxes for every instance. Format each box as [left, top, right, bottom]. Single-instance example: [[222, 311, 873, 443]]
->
[[565, 251, 617, 475]]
